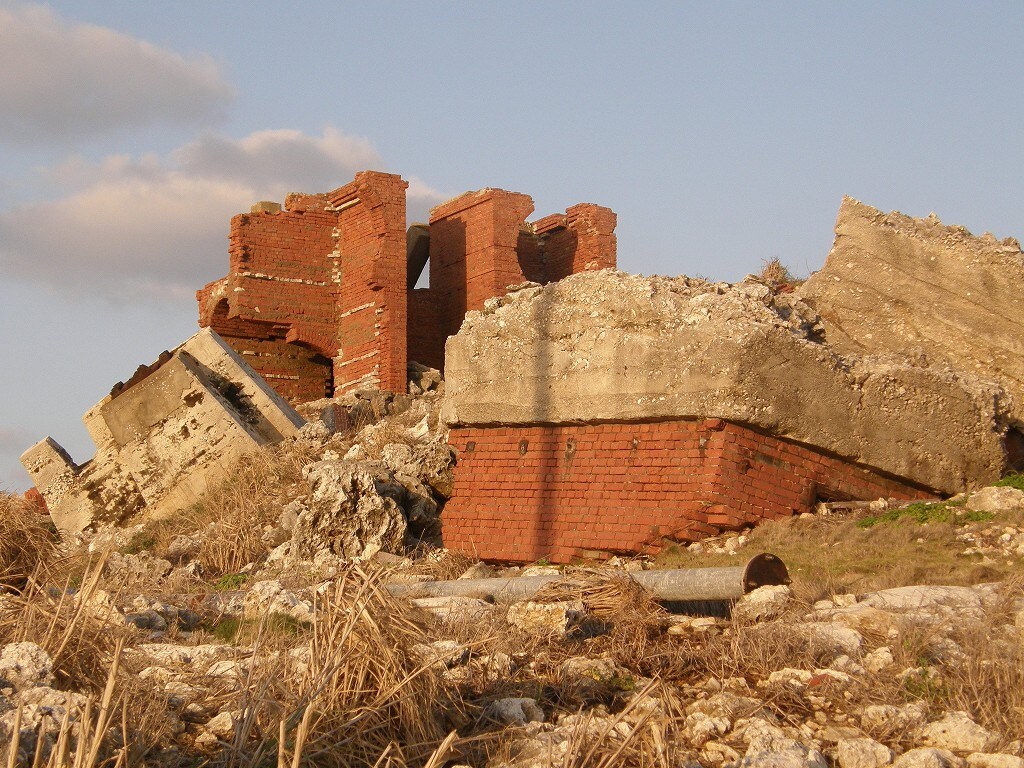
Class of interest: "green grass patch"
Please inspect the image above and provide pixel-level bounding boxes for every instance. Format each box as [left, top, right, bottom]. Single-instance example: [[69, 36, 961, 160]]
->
[[214, 572, 250, 591], [993, 472, 1024, 491], [209, 613, 307, 644], [857, 500, 992, 529]]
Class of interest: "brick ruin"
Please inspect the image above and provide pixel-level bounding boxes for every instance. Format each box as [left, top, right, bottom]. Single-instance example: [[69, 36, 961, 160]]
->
[[20, 176, 1009, 563], [197, 171, 616, 402]]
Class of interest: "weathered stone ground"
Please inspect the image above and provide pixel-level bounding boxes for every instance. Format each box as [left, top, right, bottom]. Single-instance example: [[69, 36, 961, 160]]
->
[[2, 402, 1022, 766]]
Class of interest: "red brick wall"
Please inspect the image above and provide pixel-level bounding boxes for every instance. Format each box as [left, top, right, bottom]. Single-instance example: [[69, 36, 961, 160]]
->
[[327, 172, 409, 394], [197, 299, 331, 402], [534, 204, 617, 282], [407, 288, 447, 371], [443, 419, 934, 563], [197, 196, 339, 402], [429, 189, 535, 341]]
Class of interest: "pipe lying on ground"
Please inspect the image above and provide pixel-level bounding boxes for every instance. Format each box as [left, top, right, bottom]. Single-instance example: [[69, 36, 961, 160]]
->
[[386, 553, 789, 604]]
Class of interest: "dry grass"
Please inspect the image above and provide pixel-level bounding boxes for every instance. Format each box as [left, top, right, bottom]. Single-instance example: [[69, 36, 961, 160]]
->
[[0, 492, 60, 591], [130, 445, 317, 578], [202, 565, 459, 768], [0, 556, 171, 766], [758, 257, 798, 287]]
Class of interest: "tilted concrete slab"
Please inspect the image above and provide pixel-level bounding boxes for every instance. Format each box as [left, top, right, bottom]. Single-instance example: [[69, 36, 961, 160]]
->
[[21, 328, 305, 532], [799, 197, 1024, 428], [441, 271, 1014, 494]]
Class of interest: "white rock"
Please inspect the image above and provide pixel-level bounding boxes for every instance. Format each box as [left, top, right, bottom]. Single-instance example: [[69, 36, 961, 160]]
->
[[863, 646, 895, 673], [966, 486, 1024, 513], [893, 748, 965, 768], [918, 712, 1000, 754], [411, 596, 494, 622], [485, 697, 545, 725], [861, 703, 928, 734], [0, 643, 53, 691], [242, 580, 314, 622], [204, 710, 238, 739], [506, 600, 586, 639], [684, 711, 730, 746], [860, 586, 988, 622], [733, 585, 792, 622], [410, 640, 469, 669], [837, 737, 894, 768], [966, 754, 1024, 768]]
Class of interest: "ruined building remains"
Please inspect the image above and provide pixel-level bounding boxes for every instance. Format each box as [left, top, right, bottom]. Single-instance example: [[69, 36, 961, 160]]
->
[[21, 330, 304, 532], [196, 171, 616, 402], [22, 172, 1024, 564]]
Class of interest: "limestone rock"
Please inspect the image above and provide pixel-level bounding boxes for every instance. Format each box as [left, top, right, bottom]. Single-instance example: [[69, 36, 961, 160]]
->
[[485, 697, 545, 725], [411, 596, 494, 622], [861, 703, 928, 737], [242, 580, 313, 622], [0, 643, 53, 691], [863, 646, 895, 674], [966, 487, 1024, 513], [837, 738, 894, 768], [966, 755, 1024, 768], [733, 585, 792, 622], [506, 600, 586, 639], [918, 712, 1000, 755], [290, 461, 407, 560], [893, 748, 965, 768]]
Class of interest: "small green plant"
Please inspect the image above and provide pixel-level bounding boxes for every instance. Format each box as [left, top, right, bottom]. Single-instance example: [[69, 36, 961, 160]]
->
[[209, 613, 306, 644], [122, 531, 157, 555], [214, 572, 250, 591], [993, 472, 1024, 491], [857, 499, 992, 529]]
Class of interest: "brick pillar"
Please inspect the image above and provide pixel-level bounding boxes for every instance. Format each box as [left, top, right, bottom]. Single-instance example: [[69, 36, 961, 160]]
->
[[429, 189, 535, 340], [328, 171, 409, 394], [566, 203, 617, 272]]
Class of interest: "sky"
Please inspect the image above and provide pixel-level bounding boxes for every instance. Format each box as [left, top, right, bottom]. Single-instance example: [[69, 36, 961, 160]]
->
[[1, 1, 1022, 491]]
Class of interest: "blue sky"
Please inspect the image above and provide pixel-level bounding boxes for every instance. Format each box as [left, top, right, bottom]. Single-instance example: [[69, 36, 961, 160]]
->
[[1, 1, 1022, 490]]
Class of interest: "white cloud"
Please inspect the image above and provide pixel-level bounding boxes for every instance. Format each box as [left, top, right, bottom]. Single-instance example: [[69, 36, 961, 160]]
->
[[0, 3, 233, 143], [0, 128, 448, 300], [175, 128, 381, 191]]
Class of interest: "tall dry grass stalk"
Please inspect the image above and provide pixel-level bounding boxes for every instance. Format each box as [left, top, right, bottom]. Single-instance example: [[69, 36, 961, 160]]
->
[[213, 565, 458, 768], [1, 556, 169, 766]]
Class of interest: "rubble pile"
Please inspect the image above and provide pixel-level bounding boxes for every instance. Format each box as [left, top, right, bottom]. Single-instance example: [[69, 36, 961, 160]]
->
[[1, 477, 1022, 766]]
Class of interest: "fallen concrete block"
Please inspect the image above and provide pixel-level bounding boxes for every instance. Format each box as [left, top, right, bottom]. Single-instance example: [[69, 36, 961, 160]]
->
[[442, 270, 1013, 494], [21, 329, 304, 532], [799, 197, 1024, 439]]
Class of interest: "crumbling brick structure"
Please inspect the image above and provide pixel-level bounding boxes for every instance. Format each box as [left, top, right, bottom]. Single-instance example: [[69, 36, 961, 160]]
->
[[198, 173, 616, 399]]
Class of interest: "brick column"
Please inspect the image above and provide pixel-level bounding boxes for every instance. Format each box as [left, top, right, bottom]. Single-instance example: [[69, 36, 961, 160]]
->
[[429, 189, 535, 340]]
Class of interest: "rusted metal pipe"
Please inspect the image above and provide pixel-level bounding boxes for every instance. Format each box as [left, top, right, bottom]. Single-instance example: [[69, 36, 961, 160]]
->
[[386, 553, 788, 604]]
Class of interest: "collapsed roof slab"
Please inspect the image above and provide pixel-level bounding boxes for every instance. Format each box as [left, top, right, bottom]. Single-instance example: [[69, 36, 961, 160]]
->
[[21, 328, 304, 532], [799, 197, 1024, 428], [441, 271, 1014, 495]]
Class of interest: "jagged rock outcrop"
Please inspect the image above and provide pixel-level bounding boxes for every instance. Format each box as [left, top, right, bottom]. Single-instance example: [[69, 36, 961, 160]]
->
[[442, 270, 1013, 493], [287, 461, 408, 561], [799, 197, 1024, 437]]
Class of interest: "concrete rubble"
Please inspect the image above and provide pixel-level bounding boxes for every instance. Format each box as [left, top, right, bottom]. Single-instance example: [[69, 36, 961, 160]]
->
[[799, 197, 1024, 432], [20, 328, 304, 532]]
